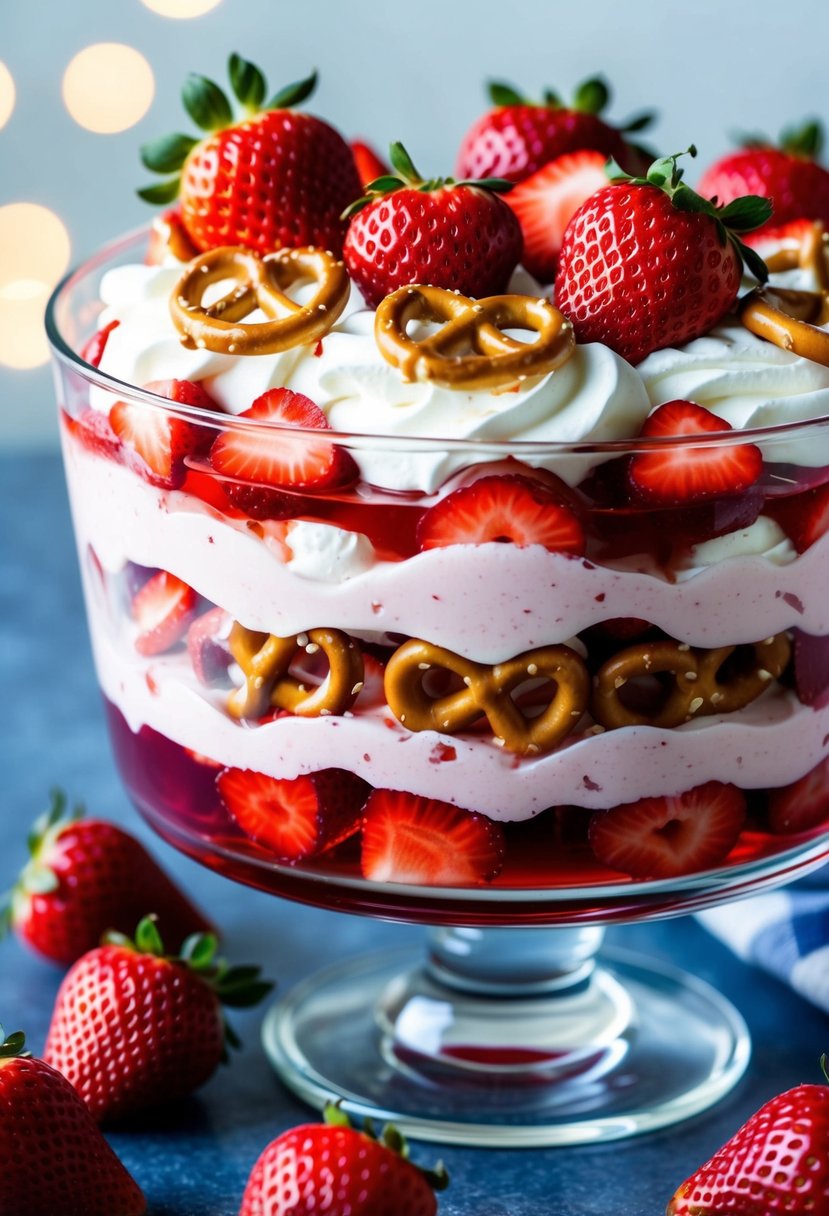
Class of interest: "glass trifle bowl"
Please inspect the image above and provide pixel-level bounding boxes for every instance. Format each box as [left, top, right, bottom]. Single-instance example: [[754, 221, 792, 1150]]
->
[[47, 225, 829, 1146]]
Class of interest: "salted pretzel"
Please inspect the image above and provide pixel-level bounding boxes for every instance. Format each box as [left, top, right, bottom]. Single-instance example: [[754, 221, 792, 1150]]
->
[[590, 635, 791, 730], [170, 246, 351, 355], [374, 284, 576, 390], [739, 222, 829, 366], [384, 638, 589, 756], [227, 623, 364, 720]]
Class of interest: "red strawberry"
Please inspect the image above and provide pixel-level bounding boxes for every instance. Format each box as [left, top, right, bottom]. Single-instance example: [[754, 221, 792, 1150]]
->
[[361, 789, 505, 885], [239, 1103, 447, 1216], [110, 378, 221, 488], [555, 149, 772, 364], [769, 482, 829, 552], [216, 767, 369, 862], [209, 387, 357, 492], [667, 1070, 829, 1214], [0, 791, 213, 965], [343, 141, 522, 307], [767, 756, 829, 834], [588, 781, 746, 879], [505, 150, 609, 281], [131, 569, 198, 656], [187, 606, 232, 685], [44, 916, 271, 1122], [456, 76, 648, 184], [0, 1027, 146, 1216], [417, 473, 585, 554], [145, 206, 199, 265], [628, 400, 763, 505], [699, 120, 829, 234], [138, 56, 360, 257], [80, 319, 120, 368], [744, 215, 819, 253], [351, 137, 389, 186], [68, 407, 124, 461]]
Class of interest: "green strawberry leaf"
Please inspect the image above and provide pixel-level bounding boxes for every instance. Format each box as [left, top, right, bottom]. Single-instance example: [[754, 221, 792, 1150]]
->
[[228, 53, 267, 110], [542, 88, 562, 109], [364, 174, 405, 194], [223, 1019, 242, 1052], [389, 141, 422, 184], [717, 195, 774, 231], [734, 237, 769, 283], [179, 931, 219, 970], [458, 176, 514, 193], [217, 976, 274, 1009], [573, 76, 609, 115], [781, 118, 824, 159], [137, 178, 182, 205], [621, 110, 656, 134], [268, 69, 318, 110], [605, 156, 631, 183], [488, 81, 525, 108], [0, 1029, 28, 1059], [140, 133, 199, 175], [341, 196, 372, 220], [0, 897, 12, 939], [102, 930, 134, 949], [182, 73, 233, 132], [135, 915, 165, 956]]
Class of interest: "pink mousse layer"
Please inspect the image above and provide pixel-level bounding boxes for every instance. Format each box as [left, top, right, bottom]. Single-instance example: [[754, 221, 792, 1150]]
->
[[63, 433, 829, 818]]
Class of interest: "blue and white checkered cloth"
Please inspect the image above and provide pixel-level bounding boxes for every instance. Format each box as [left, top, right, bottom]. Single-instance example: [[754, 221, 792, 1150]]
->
[[698, 868, 829, 1015]]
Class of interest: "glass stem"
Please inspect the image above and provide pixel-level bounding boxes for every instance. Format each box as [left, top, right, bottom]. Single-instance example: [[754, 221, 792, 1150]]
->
[[426, 925, 605, 997]]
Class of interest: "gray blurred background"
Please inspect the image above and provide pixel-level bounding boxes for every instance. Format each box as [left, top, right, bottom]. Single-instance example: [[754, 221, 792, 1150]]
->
[[2, 0, 828, 448]]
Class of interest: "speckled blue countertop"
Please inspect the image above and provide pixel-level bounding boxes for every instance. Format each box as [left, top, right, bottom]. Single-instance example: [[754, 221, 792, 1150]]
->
[[1, 452, 826, 1216]]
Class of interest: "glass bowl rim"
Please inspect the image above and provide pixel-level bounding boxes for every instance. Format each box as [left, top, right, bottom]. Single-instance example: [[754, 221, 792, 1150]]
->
[[45, 224, 829, 454]]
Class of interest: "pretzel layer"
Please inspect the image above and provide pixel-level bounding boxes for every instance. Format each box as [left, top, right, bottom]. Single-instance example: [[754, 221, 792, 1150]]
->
[[227, 623, 364, 719]]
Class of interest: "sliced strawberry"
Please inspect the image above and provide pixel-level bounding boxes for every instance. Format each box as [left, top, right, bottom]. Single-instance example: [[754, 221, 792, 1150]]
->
[[222, 481, 299, 521], [417, 474, 585, 554], [769, 482, 829, 552], [350, 139, 390, 188], [216, 768, 369, 862], [110, 379, 222, 488], [628, 400, 763, 506], [744, 216, 817, 252], [506, 151, 609, 283], [80, 319, 120, 368], [767, 756, 829, 834], [209, 388, 358, 493], [131, 571, 197, 656], [70, 408, 123, 461], [588, 781, 746, 879], [361, 789, 505, 885], [187, 606, 231, 685], [792, 629, 829, 708]]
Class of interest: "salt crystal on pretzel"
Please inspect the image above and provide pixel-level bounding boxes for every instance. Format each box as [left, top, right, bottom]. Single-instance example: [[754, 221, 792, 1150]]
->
[[170, 245, 350, 356], [227, 622, 364, 719]]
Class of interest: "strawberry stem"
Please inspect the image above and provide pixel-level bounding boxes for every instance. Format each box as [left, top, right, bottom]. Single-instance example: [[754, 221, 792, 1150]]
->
[[486, 74, 623, 118], [821, 1052, 829, 1084], [321, 1101, 449, 1190], [341, 141, 512, 219]]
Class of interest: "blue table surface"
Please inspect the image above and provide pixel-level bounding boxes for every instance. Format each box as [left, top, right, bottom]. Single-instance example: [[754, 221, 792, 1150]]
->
[[1, 451, 826, 1216]]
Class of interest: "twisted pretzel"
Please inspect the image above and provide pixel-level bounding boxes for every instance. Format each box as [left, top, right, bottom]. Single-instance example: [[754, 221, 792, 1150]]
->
[[374, 285, 576, 390], [384, 639, 589, 756], [227, 623, 364, 720], [590, 635, 791, 730], [170, 246, 350, 355], [739, 223, 829, 366]]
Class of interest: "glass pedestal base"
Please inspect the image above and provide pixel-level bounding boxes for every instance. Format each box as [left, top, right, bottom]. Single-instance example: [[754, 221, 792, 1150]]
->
[[262, 928, 750, 1147]]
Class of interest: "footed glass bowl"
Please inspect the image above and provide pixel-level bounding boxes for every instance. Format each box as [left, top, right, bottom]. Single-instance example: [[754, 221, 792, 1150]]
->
[[47, 229, 829, 1145]]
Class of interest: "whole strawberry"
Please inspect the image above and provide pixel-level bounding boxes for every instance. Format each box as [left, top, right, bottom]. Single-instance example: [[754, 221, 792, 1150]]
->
[[0, 790, 213, 965], [456, 76, 653, 184], [44, 916, 272, 1122], [138, 53, 361, 256], [0, 1026, 146, 1216], [342, 141, 523, 307], [555, 148, 772, 364], [239, 1102, 448, 1216], [699, 120, 829, 234], [667, 1063, 829, 1213]]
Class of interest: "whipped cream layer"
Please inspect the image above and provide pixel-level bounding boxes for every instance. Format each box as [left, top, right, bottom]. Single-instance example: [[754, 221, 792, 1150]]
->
[[63, 441, 829, 653], [95, 263, 652, 492]]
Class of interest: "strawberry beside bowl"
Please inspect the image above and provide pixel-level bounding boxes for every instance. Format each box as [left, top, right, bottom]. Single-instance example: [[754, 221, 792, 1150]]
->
[[46, 225, 829, 1148]]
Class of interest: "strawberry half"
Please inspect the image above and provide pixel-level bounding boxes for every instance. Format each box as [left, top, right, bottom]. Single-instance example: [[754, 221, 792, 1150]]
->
[[186, 606, 231, 685], [767, 756, 829, 835], [69, 408, 123, 462], [506, 150, 609, 282], [770, 483, 829, 552], [209, 387, 357, 492], [80, 319, 120, 368], [131, 570, 198, 656], [588, 781, 746, 879], [110, 379, 221, 488], [628, 400, 763, 505], [417, 474, 585, 554], [216, 768, 369, 862], [350, 138, 389, 187], [361, 789, 505, 885]]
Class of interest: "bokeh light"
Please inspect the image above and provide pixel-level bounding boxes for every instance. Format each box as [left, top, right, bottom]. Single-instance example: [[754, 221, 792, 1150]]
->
[[0, 61, 15, 130], [0, 205, 71, 369], [140, 0, 222, 15], [62, 44, 155, 134]]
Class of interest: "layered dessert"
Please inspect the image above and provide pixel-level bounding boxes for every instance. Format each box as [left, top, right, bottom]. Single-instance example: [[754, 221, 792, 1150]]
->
[[53, 60, 829, 915]]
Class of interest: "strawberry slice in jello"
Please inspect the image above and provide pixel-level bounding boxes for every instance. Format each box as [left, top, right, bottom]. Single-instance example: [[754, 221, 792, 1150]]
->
[[417, 474, 585, 554]]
